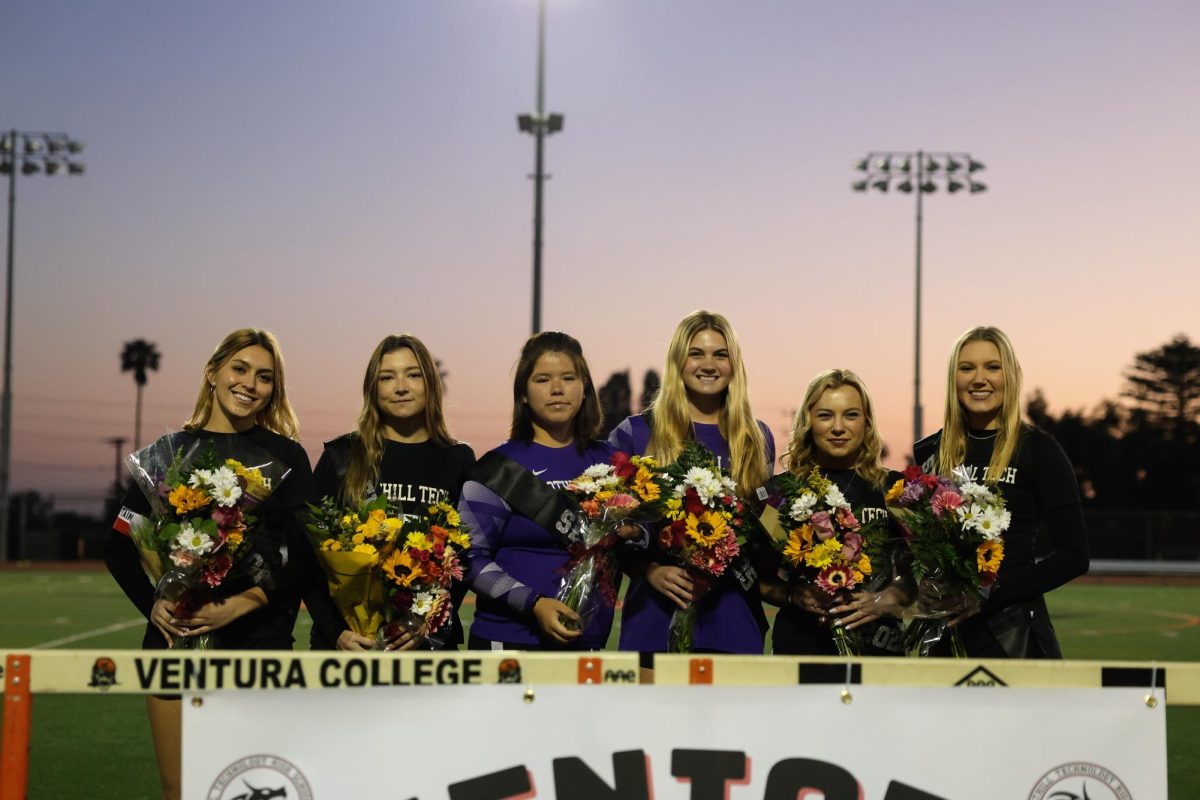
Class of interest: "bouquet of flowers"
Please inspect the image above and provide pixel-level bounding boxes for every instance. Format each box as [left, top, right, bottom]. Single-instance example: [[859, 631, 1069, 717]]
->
[[305, 495, 404, 643], [556, 451, 661, 632], [376, 501, 470, 648], [886, 464, 1009, 656], [760, 468, 884, 655], [125, 436, 291, 650], [651, 442, 754, 653], [308, 497, 469, 648]]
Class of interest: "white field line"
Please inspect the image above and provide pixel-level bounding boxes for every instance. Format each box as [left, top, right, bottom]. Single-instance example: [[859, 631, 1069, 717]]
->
[[31, 617, 145, 649]]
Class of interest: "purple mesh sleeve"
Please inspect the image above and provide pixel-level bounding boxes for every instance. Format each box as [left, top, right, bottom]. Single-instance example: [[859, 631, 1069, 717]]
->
[[458, 480, 538, 615]]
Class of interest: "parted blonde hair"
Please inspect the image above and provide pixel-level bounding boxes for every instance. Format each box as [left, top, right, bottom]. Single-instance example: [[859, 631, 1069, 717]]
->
[[936, 326, 1024, 483], [647, 310, 769, 495], [184, 328, 299, 440], [784, 368, 888, 490]]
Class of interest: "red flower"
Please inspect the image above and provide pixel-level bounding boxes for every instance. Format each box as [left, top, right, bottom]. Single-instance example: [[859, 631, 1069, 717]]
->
[[684, 488, 704, 517], [903, 465, 925, 482], [611, 451, 637, 480], [202, 554, 232, 587]]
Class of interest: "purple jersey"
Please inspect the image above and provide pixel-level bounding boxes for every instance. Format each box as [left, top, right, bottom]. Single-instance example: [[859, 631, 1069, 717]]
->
[[460, 439, 616, 648], [608, 414, 776, 654]]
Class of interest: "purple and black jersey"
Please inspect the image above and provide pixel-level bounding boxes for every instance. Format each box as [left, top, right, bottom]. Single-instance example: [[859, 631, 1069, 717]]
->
[[460, 439, 616, 649], [609, 414, 776, 654]]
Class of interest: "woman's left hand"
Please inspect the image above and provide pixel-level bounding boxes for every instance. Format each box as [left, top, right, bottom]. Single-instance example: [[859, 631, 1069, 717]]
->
[[830, 585, 910, 631], [175, 588, 267, 637]]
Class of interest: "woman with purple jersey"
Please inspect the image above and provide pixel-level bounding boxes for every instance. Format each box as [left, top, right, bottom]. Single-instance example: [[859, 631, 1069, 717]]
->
[[460, 331, 623, 650], [609, 310, 775, 675]]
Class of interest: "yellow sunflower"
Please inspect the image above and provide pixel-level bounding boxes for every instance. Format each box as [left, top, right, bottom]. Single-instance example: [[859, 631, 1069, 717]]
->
[[382, 548, 423, 587], [684, 510, 729, 547], [781, 524, 814, 567], [977, 539, 1004, 574], [885, 479, 905, 503], [634, 468, 661, 502]]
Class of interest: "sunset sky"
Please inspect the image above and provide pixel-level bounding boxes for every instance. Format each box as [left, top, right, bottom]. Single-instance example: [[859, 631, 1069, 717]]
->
[[4, 1, 1198, 513]]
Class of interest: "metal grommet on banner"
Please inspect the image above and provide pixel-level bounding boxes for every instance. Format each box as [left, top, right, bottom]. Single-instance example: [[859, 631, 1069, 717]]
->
[[191, 696, 203, 708], [1145, 661, 1159, 709], [840, 662, 853, 704], [523, 688, 536, 704]]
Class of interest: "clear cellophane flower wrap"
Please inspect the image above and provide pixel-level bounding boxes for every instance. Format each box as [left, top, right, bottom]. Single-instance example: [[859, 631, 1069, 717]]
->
[[556, 451, 661, 633], [642, 442, 754, 654], [886, 465, 1009, 657], [305, 495, 402, 642], [756, 467, 887, 656], [124, 434, 293, 650]]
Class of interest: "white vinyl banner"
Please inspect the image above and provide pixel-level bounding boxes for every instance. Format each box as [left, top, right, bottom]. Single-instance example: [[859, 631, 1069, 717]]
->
[[184, 684, 1165, 800]]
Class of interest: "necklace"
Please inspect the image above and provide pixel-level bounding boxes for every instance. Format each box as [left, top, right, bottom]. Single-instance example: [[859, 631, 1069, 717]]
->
[[968, 430, 999, 441]]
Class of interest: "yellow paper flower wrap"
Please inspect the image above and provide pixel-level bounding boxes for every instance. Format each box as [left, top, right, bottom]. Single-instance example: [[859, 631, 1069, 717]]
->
[[316, 548, 386, 638]]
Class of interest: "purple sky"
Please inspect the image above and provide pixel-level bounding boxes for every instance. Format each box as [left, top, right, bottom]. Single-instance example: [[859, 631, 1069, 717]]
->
[[3, 1, 1198, 513]]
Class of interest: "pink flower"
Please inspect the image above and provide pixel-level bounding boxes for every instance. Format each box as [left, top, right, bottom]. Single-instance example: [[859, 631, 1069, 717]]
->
[[810, 511, 835, 541], [841, 531, 863, 562], [815, 565, 857, 595], [170, 550, 196, 568], [604, 493, 640, 511], [211, 505, 243, 530], [930, 486, 964, 518], [202, 554, 232, 587], [835, 507, 859, 530]]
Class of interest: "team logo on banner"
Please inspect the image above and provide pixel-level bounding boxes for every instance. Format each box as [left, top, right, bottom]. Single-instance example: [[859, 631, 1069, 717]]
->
[[498, 657, 522, 683], [956, 665, 1007, 686], [208, 754, 313, 800], [1028, 762, 1132, 800], [88, 657, 118, 690]]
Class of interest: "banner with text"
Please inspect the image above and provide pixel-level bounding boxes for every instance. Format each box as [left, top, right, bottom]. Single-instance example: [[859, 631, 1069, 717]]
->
[[184, 682, 1165, 799]]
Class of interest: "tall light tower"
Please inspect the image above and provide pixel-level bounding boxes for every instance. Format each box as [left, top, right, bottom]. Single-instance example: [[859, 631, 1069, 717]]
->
[[517, 0, 564, 335], [0, 130, 86, 561], [852, 150, 985, 451]]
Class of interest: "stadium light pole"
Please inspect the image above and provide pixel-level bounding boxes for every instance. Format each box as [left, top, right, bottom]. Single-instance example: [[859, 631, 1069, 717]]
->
[[517, 0, 564, 335], [0, 130, 86, 561], [852, 150, 986, 451]]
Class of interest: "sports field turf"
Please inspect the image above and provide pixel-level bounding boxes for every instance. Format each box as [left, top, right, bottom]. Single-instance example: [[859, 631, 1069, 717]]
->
[[1, 569, 1197, 798]]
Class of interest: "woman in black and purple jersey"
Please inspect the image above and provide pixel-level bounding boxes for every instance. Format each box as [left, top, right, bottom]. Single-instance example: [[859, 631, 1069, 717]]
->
[[609, 310, 775, 675], [459, 331, 624, 651]]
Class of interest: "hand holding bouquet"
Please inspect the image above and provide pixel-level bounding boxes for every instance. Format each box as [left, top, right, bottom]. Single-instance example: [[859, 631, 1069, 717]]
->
[[306, 495, 404, 643], [886, 464, 1008, 656], [556, 451, 661, 632], [649, 442, 754, 653], [761, 468, 883, 655], [377, 501, 470, 649]]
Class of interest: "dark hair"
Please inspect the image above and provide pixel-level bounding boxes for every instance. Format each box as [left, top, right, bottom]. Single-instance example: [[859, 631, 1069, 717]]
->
[[509, 331, 602, 452]]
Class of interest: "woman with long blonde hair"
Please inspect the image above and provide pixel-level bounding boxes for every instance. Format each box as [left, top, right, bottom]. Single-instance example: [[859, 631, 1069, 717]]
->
[[304, 334, 475, 651], [105, 328, 314, 800], [609, 310, 775, 667], [765, 368, 910, 655], [913, 326, 1089, 657]]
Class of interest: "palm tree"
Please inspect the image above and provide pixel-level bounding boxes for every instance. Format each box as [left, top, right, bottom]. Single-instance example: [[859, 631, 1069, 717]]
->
[[121, 339, 161, 449]]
